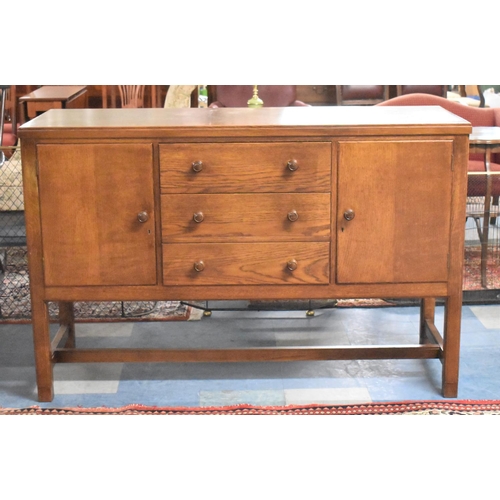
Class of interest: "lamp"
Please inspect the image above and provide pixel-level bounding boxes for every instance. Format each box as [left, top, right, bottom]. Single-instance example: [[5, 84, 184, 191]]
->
[[247, 85, 263, 107]]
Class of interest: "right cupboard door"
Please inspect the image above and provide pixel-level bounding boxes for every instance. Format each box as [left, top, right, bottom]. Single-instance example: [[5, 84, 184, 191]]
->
[[337, 139, 454, 284]]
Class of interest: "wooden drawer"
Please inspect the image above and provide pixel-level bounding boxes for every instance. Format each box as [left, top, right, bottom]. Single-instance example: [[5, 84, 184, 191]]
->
[[161, 193, 330, 242], [160, 142, 331, 193], [162, 242, 330, 285]]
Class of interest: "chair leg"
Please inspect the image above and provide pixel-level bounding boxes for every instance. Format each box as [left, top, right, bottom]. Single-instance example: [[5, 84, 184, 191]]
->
[[490, 195, 498, 225]]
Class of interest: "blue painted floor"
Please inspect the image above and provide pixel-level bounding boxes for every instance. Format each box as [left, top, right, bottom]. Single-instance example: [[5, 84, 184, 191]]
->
[[0, 303, 499, 409]]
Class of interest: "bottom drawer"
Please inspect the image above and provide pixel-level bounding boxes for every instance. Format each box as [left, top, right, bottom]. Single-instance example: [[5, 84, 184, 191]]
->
[[163, 242, 330, 285]]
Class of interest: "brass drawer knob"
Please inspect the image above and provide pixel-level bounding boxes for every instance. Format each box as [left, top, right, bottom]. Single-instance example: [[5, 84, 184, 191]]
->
[[287, 259, 298, 271], [287, 210, 299, 222], [287, 159, 299, 171], [194, 261, 205, 272], [193, 211, 204, 223], [137, 211, 149, 223], [343, 209, 355, 221], [192, 160, 203, 172]]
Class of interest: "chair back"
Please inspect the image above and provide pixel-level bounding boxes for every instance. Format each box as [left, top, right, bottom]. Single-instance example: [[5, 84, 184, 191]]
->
[[117, 85, 146, 108], [397, 85, 447, 98], [336, 85, 389, 105]]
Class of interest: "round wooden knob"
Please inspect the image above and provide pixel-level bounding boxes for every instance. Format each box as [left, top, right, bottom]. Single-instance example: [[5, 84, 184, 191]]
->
[[287, 210, 299, 222], [343, 209, 355, 221], [192, 160, 203, 172], [193, 212, 204, 223], [137, 211, 149, 223], [287, 159, 299, 172], [194, 261, 205, 272], [287, 259, 298, 271]]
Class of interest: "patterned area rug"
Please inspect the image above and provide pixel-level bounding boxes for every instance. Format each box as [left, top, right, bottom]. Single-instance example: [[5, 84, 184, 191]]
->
[[1, 244, 499, 322], [2, 400, 500, 415]]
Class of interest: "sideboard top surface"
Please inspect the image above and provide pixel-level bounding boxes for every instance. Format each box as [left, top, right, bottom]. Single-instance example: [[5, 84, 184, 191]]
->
[[19, 106, 472, 139]]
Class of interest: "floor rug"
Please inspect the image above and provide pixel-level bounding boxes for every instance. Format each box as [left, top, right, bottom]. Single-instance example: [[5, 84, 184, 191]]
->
[[1, 244, 499, 322], [2, 400, 500, 415]]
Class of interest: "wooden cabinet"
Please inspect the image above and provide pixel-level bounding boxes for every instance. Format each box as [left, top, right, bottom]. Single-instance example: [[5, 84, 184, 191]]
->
[[19, 106, 471, 402]]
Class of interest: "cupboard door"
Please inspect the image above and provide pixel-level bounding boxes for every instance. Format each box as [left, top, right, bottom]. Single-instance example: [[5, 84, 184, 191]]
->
[[37, 144, 156, 286], [337, 140, 453, 284]]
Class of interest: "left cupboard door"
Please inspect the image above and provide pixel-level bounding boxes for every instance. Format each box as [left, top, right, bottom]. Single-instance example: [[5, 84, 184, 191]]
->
[[37, 144, 157, 287]]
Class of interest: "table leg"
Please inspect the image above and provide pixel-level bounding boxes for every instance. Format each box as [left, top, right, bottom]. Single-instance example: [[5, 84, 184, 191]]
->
[[31, 298, 54, 402], [441, 293, 462, 398], [481, 149, 493, 288]]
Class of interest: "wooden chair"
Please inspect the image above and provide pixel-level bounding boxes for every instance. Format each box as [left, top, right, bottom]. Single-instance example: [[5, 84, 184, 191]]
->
[[101, 86, 158, 108], [477, 85, 500, 108], [335, 85, 389, 105]]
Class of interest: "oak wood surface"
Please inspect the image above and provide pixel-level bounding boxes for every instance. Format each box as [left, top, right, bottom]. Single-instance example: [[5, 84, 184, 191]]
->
[[161, 193, 331, 242], [162, 242, 330, 285], [159, 142, 331, 193], [37, 143, 156, 286], [336, 140, 453, 284]]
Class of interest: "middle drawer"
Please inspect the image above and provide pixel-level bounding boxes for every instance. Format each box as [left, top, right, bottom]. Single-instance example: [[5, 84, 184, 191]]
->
[[161, 193, 331, 243]]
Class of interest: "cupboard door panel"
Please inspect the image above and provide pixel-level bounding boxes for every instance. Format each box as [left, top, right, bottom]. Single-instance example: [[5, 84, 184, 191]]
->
[[337, 140, 453, 284], [37, 144, 156, 286]]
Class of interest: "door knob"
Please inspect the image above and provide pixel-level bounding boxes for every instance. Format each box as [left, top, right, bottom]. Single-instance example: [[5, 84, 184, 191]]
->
[[287, 210, 299, 222], [137, 211, 149, 223], [287, 259, 298, 271], [343, 209, 355, 221], [287, 159, 299, 171]]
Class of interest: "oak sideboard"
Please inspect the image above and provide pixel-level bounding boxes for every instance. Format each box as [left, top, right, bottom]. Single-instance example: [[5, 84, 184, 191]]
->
[[19, 106, 471, 402]]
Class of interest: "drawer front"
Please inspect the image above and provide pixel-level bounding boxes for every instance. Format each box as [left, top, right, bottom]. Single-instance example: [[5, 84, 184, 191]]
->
[[162, 242, 330, 285], [161, 193, 331, 242], [160, 142, 331, 193]]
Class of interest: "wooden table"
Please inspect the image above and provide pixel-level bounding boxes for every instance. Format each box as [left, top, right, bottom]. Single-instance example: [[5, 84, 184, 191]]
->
[[469, 126, 500, 287], [19, 106, 471, 402], [19, 85, 87, 122]]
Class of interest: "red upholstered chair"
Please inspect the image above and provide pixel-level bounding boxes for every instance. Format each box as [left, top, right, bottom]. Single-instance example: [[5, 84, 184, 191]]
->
[[396, 85, 448, 97], [336, 85, 389, 105], [1, 85, 17, 149], [208, 85, 308, 108], [377, 93, 500, 195]]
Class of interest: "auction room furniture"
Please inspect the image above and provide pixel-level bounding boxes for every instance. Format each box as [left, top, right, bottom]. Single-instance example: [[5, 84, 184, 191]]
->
[[468, 126, 500, 287], [102, 85, 159, 108], [379, 93, 500, 288], [396, 85, 448, 97], [208, 85, 308, 107], [19, 106, 470, 402], [19, 85, 87, 123], [0, 85, 17, 152], [335, 85, 389, 105]]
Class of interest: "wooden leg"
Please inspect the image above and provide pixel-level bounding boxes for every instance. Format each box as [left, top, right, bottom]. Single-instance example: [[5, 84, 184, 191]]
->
[[59, 301, 76, 348], [31, 299, 54, 402], [481, 149, 493, 288], [441, 294, 462, 398], [419, 298, 436, 344]]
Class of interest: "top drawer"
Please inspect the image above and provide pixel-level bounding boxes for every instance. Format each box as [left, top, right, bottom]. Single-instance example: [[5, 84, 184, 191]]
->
[[160, 142, 331, 193]]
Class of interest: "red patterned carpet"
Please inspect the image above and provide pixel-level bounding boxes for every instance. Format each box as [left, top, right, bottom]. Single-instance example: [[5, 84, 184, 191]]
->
[[2, 400, 500, 415]]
